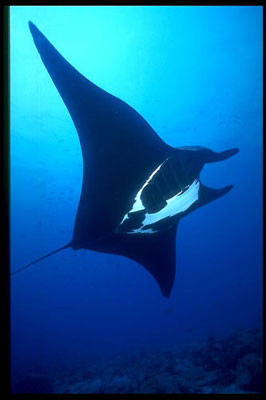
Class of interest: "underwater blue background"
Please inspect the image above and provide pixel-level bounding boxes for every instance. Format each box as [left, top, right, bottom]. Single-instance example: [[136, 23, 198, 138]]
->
[[10, 5, 262, 392]]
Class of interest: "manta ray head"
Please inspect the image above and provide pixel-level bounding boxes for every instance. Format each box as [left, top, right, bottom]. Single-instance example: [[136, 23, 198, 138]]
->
[[117, 145, 239, 236]]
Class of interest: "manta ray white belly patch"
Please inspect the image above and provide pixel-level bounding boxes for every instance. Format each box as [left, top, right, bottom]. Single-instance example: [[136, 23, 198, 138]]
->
[[119, 159, 200, 235]]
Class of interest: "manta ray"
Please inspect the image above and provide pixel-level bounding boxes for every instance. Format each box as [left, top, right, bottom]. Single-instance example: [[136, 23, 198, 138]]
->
[[11, 21, 239, 297]]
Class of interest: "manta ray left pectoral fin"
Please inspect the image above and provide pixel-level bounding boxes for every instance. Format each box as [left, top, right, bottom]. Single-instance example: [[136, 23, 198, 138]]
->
[[28, 21, 173, 243]]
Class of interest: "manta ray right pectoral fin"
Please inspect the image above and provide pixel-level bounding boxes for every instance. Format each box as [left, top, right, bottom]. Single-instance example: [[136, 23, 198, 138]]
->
[[115, 224, 179, 298]]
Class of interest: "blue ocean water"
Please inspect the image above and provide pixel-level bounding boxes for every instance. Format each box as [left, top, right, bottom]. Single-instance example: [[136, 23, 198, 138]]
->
[[10, 6, 262, 394]]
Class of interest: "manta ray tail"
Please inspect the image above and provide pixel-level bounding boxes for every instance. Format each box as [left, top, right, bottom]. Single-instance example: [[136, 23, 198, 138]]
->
[[11, 243, 71, 276]]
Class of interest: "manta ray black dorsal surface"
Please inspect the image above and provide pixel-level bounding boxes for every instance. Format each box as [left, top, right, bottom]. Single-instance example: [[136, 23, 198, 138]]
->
[[23, 21, 239, 297]]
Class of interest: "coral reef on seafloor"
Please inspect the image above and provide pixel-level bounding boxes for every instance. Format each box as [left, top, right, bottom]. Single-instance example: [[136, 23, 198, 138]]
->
[[12, 328, 262, 394]]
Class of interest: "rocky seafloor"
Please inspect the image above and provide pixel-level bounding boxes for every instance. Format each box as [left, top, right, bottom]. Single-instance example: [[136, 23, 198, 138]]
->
[[13, 328, 263, 394]]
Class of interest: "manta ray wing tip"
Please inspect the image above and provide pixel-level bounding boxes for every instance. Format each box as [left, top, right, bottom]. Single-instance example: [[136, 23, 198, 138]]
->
[[28, 21, 37, 33], [28, 21, 45, 45]]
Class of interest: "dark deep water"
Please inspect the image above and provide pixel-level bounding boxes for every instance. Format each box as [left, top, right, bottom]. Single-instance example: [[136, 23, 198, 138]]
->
[[10, 6, 262, 394]]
